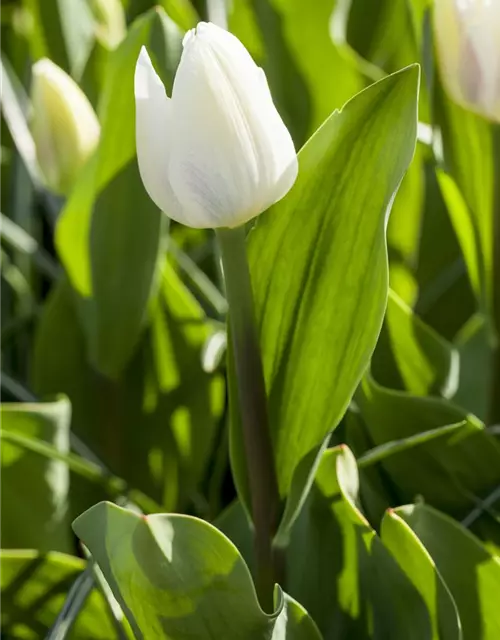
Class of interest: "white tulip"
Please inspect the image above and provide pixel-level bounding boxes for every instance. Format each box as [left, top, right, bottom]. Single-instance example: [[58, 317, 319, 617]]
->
[[434, 0, 500, 122], [31, 59, 100, 195], [134, 22, 298, 229]]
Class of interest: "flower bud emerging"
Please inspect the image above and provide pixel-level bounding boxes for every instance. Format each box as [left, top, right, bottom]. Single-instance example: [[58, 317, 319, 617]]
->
[[134, 22, 298, 229], [31, 59, 100, 195], [434, 0, 500, 122]]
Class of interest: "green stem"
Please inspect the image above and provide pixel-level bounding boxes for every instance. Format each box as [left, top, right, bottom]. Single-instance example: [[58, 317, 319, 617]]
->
[[216, 226, 280, 611], [489, 124, 500, 427]]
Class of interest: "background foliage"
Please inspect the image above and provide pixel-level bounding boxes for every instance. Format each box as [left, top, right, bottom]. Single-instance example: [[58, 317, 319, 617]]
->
[[1, 0, 499, 638]]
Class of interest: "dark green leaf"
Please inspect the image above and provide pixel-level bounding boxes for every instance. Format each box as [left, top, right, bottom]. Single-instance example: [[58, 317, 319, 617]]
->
[[371, 289, 459, 397], [356, 376, 500, 540]]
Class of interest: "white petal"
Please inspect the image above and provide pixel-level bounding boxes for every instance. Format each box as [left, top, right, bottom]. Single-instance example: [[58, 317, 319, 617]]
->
[[254, 68, 298, 210], [463, 1, 500, 119], [168, 22, 297, 228], [134, 47, 187, 224]]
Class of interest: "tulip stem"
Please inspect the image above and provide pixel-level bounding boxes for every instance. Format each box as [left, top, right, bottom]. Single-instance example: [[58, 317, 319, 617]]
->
[[216, 226, 280, 611], [489, 124, 500, 427]]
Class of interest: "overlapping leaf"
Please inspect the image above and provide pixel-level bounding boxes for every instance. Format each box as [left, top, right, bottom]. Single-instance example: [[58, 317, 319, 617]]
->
[[229, 66, 419, 532], [73, 501, 322, 639]]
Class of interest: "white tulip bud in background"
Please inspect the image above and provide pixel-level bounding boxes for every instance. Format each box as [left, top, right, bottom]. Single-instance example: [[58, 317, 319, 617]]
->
[[31, 59, 100, 195], [434, 0, 500, 122], [134, 22, 298, 229]]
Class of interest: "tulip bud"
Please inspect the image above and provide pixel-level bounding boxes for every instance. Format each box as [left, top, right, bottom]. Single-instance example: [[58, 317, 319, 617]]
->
[[434, 0, 500, 122], [31, 59, 100, 195], [88, 0, 126, 48], [134, 22, 298, 229]]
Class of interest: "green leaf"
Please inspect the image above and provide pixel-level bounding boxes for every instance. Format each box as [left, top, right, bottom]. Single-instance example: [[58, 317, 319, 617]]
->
[[0, 54, 41, 187], [126, 0, 198, 31], [56, 8, 183, 378], [357, 422, 465, 469], [1, 549, 117, 639], [414, 158, 475, 342], [0, 428, 160, 514], [286, 446, 433, 639], [0, 212, 60, 280], [371, 289, 459, 397], [380, 510, 462, 640], [24, 0, 96, 76], [346, 0, 429, 119], [33, 268, 224, 516], [232, 66, 419, 529], [347, 0, 417, 71], [356, 377, 500, 535], [397, 504, 500, 640], [73, 501, 322, 639], [1, 397, 72, 552], [78, 37, 112, 109], [434, 81, 494, 320], [454, 315, 492, 421], [387, 145, 425, 304]]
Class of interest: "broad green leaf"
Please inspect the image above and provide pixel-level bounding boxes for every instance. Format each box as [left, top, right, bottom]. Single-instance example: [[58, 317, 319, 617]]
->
[[24, 0, 95, 76], [1, 550, 117, 639], [356, 377, 500, 537], [73, 501, 322, 639], [397, 504, 500, 640], [371, 289, 459, 397], [33, 268, 224, 516], [56, 8, 183, 378], [380, 510, 462, 640], [232, 67, 419, 526], [287, 446, 433, 639], [230, 0, 364, 144], [1, 397, 72, 552]]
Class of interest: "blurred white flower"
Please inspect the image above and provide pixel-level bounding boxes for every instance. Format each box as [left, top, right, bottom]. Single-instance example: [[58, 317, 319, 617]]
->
[[434, 0, 500, 122], [31, 59, 100, 195], [134, 22, 298, 229], [88, 0, 126, 49]]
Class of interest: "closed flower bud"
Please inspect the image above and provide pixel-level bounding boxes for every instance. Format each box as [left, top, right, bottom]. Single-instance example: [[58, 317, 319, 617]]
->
[[31, 58, 100, 195], [434, 0, 500, 122], [134, 22, 298, 229]]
